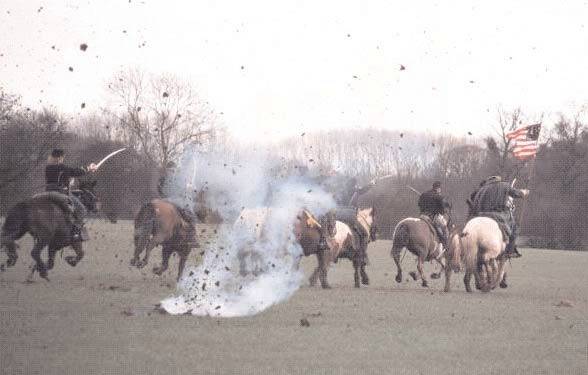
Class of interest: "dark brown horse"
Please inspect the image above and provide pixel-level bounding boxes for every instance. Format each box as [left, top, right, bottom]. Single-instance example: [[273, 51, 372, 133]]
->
[[390, 214, 452, 288], [131, 199, 205, 281], [0, 181, 99, 280]]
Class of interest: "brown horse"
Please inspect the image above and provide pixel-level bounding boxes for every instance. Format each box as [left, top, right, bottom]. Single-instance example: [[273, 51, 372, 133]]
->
[[0, 181, 99, 280], [297, 209, 337, 289], [310, 207, 377, 288], [443, 217, 509, 293], [130, 199, 204, 281], [390, 214, 451, 288]]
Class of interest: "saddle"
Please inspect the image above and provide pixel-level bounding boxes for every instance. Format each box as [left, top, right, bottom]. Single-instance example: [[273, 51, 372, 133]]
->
[[33, 191, 74, 215], [419, 215, 438, 239]]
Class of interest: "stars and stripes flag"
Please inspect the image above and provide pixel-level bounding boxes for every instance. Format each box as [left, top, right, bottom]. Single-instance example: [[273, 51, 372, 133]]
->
[[506, 123, 542, 161]]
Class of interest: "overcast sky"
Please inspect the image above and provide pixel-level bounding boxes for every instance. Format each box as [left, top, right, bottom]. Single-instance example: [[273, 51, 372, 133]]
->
[[1, 0, 588, 142]]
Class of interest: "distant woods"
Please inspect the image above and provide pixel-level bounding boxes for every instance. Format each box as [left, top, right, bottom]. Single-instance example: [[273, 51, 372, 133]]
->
[[1, 80, 587, 250]]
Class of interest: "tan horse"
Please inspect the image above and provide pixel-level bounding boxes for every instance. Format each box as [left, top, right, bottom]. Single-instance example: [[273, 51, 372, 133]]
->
[[131, 199, 203, 281], [390, 214, 450, 288], [311, 207, 377, 288], [443, 217, 508, 293]]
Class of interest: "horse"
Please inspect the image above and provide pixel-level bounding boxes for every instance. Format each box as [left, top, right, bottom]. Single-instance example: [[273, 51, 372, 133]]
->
[[390, 213, 451, 288], [0, 180, 99, 280], [131, 199, 206, 281], [443, 216, 509, 293], [296, 209, 337, 289], [235, 207, 337, 282], [310, 207, 377, 288]]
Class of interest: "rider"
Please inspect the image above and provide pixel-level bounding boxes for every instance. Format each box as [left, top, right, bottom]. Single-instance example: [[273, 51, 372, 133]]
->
[[333, 177, 376, 264], [418, 181, 451, 253], [469, 175, 529, 258], [45, 148, 97, 241], [158, 161, 197, 245]]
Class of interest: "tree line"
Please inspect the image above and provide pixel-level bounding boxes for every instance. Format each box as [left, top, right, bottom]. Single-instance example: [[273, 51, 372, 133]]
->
[[1, 72, 587, 250]]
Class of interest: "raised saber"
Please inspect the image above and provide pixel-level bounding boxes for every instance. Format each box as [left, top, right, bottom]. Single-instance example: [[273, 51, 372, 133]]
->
[[407, 186, 421, 195], [95, 148, 127, 170]]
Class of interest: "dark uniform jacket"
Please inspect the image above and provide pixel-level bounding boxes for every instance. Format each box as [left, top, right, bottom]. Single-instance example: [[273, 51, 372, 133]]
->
[[471, 181, 525, 214], [418, 189, 448, 216], [45, 164, 87, 193]]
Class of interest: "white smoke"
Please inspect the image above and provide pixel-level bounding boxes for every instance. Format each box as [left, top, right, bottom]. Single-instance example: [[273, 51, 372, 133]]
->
[[160, 145, 335, 317]]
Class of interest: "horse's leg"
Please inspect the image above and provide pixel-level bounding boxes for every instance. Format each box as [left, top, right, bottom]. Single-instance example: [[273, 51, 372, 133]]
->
[[2, 241, 18, 268], [136, 241, 157, 269], [177, 247, 189, 282], [391, 246, 403, 283], [464, 270, 473, 293], [444, 261, 452, 292], [153, 245, 173, 276], [30, 240, 49, 281], [353, 258, 360, 288], [417, 256, 428, 288], [65, 241, 84, 267], [489, 258, 507, 290], [360, 262, 369, 285], [317, 249, 331, 289], [47, 245, 59, 270], [431, 257, 445, 279], [500, 272, 508, 289]]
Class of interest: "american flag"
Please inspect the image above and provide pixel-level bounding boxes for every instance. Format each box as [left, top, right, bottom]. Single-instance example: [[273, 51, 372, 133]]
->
[[506, 123, 541, 161]]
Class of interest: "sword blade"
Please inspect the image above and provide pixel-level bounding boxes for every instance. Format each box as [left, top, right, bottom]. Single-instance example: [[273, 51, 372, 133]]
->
[[95, 148, 127, 170]]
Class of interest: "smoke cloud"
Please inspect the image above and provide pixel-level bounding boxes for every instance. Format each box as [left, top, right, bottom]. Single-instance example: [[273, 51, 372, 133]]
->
[[160, 146, 335, 317]]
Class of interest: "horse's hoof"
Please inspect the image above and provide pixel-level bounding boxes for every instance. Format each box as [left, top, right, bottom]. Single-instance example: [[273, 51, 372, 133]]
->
[[422, 280, 429, 288], [395, 274, 402, 283], [65, 256, 78, 267], [7, 259, 17, 267], [0, 264, 5, 272], [129, 258, 137, 267], [361, 278, 370, 285], [153, 267, 163, 276], [320, 284, 331, 289], [430, 272, 441, 279], [409, 271, 418, 281], [136, 261, 147, 269], [443, 287, 450, 293], [499, 280, 508, 289]]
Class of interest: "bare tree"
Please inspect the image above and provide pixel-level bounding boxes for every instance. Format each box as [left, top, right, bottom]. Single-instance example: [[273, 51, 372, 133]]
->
[[105, 69, 217, 169], [0, 94, 65, 192]]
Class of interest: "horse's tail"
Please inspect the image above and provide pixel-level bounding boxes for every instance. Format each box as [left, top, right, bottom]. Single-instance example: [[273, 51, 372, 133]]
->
[[390, 220, 409, 257], [134, 201, 157, 249], [1, 202, 28, 244]]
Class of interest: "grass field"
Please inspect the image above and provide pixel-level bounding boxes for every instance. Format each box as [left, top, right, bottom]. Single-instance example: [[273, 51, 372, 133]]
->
[[0, 219, 586, 374]]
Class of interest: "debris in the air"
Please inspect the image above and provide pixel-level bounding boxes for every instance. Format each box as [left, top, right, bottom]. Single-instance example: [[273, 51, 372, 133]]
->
[[300, 318, 310, 327], [400, 64, 406, 71], [80, 43, 88, 51]]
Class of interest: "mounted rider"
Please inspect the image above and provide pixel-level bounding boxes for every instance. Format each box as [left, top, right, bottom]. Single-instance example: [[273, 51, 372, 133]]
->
[[418, 181, 451, 253], [468, 175, 529, 258], [45, 149, 97, 241], [334, 177, 376, 264], [158, 161, 197, 245]]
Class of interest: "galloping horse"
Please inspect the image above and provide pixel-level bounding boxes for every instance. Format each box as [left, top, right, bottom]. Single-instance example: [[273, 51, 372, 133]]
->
[[443, 216, 509, 293], [390, 213, 451, 288], [0, 180, 99, 280], [312, 207, 377, 288], [131, 199, 205, 281]]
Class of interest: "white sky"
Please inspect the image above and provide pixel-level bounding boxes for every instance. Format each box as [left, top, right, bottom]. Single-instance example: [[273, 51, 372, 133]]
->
[[1, 0, 588, 142]]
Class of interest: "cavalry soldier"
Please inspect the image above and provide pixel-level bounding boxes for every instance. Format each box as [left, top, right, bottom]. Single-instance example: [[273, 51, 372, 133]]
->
[[417, 181, 451, 252], [334, 177, 376, 265], [45, 149, 97, 241], [469, 175, 529, 258]]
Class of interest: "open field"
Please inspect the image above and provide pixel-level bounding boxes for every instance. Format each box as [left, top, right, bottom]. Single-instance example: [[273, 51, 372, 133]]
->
[[1, 219, 587, 374]]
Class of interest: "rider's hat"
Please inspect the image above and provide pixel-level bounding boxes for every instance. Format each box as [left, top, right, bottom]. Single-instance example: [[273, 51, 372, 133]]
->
[[51, 149, 65, 158], [432, 181, 442, 189]]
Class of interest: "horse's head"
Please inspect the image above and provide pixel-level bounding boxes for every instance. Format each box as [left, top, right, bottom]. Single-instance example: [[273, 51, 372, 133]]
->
[[76, 180, 100, 213]]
